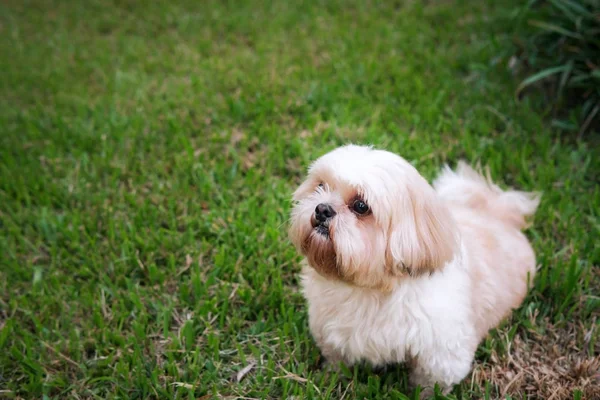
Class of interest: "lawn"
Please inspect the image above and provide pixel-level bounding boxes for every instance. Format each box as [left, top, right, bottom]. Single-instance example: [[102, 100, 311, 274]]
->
[[0, 0, 598, 399]]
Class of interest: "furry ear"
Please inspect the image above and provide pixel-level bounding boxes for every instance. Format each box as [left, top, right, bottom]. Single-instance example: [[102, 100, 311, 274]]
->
[[386, 177, 458, 276]]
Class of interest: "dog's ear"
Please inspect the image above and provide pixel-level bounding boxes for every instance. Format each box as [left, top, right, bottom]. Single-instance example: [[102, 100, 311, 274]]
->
[[386, 176, 458, 276]]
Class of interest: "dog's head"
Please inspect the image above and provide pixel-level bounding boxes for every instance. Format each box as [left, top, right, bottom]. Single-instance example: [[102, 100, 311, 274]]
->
[[289, 145, 458, 291]]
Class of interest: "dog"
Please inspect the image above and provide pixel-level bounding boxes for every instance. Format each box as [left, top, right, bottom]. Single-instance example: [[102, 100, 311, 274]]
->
[[289, 144, 539, 393]]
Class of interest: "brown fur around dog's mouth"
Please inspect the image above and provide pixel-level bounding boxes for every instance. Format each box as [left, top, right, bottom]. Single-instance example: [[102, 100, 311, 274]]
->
[[301, 223, 396, 291], [302, 230, 339, 279]]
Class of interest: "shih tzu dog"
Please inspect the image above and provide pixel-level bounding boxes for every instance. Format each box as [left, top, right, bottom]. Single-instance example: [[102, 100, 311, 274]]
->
[[289, 145, 539, 393]]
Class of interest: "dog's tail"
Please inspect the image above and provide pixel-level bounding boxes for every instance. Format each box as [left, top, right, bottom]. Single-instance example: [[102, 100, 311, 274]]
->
[[433, 161, 540, 230]]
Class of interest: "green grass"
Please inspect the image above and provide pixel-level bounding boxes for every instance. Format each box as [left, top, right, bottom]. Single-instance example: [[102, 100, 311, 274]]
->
[[512, 0, 600, 135], [0, 0, 598, 399]]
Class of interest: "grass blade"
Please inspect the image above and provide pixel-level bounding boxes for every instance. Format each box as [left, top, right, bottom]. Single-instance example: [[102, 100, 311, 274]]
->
[[528, 20, 583, 39], [516, 65, 571, 98], [557, 60, 575, 98], [550, 0, 595, 18]]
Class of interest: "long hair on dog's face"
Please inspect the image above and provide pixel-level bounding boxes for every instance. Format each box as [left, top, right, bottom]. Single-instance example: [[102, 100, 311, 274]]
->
[[289, 145, 459, 291]]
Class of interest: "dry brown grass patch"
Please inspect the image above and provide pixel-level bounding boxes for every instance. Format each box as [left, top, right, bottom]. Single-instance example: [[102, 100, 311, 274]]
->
[[470, 321, 599, 399]]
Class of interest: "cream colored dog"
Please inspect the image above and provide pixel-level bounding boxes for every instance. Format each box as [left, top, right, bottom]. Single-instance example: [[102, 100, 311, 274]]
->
[[289, 145, 539, 393]]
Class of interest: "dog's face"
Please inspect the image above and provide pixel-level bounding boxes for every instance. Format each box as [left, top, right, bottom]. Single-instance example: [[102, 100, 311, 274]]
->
[[289, 145, 458, 291]]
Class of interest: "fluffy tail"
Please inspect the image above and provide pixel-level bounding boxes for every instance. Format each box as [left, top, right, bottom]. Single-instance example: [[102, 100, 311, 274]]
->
[[433, 161, 540, 229]]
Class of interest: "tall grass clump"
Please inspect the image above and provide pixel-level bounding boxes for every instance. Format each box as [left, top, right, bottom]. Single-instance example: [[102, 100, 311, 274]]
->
[[514, 0, 600, 135]]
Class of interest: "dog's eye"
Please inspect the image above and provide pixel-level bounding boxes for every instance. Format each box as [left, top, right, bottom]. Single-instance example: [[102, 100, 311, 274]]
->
[[352, 199, 369, 215], [317, 182, 324, 189]]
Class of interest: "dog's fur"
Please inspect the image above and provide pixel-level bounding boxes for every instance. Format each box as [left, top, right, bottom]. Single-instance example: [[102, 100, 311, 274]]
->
[[289, 145, 539, 391]]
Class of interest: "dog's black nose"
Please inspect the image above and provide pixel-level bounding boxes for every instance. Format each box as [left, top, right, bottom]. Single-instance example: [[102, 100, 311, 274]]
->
[[315, 203, 336, 222]]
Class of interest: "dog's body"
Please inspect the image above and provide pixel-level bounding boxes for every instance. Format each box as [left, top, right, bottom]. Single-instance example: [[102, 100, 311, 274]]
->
[[289, 145, 539, 391]]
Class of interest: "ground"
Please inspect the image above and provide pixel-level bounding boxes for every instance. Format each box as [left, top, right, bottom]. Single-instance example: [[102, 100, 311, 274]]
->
[[0, 0, 598, 399]]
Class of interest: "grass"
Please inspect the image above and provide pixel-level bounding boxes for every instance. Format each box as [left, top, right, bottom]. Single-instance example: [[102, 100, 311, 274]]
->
[[512, 0, 600, 135], [0, 0, 598, 398]]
